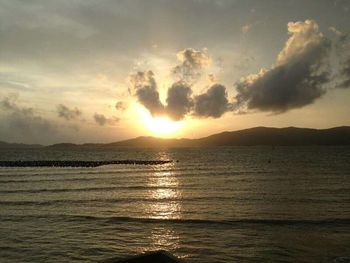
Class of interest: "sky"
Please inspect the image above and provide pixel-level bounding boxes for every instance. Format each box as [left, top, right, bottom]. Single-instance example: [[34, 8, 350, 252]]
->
[[0, 0, 349, 144]]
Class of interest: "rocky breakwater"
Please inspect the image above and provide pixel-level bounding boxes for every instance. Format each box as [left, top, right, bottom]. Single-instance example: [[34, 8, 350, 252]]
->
[[0, 160, 173, 167]]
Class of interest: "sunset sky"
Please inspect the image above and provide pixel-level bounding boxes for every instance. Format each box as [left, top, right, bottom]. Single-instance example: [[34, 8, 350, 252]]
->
[[0, 0, 349, 144]]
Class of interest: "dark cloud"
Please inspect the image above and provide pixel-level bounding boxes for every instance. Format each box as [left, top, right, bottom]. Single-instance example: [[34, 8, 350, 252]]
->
[[129, 71, 164, 116], [128, 49, 226, 121], [0, 95, 55, 143], [56, 104, 82, 120], [130, 21, 347, 120], [338, 57, 350, 88], [333, 32, 350, 89], [194, 84, 231, 118], [136, 87, 164, 115], [129, 69, 231, 120], [0, 94, 17, 110], [94, 113, 107, 126], [233, 20, 332, 113], [94, 113, 119, 126], [172, 48, 210, 84], [115, 101, 127, 111], [165, 82, 193, 121]]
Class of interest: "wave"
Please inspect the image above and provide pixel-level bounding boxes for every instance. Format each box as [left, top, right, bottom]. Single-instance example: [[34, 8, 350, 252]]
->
[[99, 216, 350, 226], [0, 196, 236, 206], [1, 214, 349, 227], [0, 167, 262, 181], [0, 185, 182, 194], [0, 177, 98, 183], [1, 195, 348, 207]]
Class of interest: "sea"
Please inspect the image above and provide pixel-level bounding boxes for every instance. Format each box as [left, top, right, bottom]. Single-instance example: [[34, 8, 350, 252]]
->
[[0, 146, 349, 263]]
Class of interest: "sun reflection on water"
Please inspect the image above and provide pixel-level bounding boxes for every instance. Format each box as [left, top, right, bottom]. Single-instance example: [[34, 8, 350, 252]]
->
[[147, 169, 182, 219], [144, 160, 182, 251]]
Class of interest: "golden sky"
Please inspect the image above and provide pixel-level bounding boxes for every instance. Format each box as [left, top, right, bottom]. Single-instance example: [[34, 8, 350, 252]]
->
[[0, 0, 349, 144]]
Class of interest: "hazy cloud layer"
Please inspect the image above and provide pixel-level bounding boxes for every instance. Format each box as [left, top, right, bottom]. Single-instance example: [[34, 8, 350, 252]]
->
[[57, 104, 82, 120], [234, 20, 332, 113], [0, 95, 55, 143], [94, 113, 119, 126]]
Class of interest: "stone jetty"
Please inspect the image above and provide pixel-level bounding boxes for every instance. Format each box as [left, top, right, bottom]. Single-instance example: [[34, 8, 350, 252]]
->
[[0, 160, 172, 167]]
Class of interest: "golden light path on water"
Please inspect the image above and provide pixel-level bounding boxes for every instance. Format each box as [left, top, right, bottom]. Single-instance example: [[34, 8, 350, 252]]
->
[[143, 156, 182, 252], [148, 170, 181, 219]]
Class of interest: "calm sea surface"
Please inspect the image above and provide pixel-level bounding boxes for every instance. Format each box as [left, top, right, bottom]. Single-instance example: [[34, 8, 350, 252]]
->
[[0, 147, 349, 263]]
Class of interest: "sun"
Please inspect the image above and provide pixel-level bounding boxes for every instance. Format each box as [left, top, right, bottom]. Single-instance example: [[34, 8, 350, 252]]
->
[[138, 108, 183, 136], [146, 117, 183, 135]]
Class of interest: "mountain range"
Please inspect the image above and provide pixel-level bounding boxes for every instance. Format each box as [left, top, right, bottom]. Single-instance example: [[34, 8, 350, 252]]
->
[[1, 126, 350, 149]]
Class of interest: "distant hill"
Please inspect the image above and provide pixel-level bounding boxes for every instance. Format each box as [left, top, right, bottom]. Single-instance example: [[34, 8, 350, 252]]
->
[[0, 141, 43, 149], [194, 126, 350, 146], [102, 137, 194, 148], [1, 127, 350, 149], [99, 126, 350, 148]]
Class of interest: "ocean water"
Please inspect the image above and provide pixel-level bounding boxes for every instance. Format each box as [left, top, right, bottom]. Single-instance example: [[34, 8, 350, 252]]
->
[[0, 147, 349, 263]]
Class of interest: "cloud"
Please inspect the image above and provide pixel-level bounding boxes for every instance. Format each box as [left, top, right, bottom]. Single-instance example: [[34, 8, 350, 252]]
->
[[115, 101, 127, 111], [0, 94, 56, 143], [0, 94, 18, 110], [129, 71, 164, 116], [56, 104, 82, 120], [332, 30, 350, 89], [234, 20, 332, 113], [94, 113, 119, 126], [172, 48, 210, 83], [165, 82, 193, 120], [129, 68, 231, 120], [0, 73, 33, 91], [129, 22, 347, 121], [128, 48, 222, 121], [338, 56, 350, 88], [193, 84, 231, 118], [329, 26, 343, 37]]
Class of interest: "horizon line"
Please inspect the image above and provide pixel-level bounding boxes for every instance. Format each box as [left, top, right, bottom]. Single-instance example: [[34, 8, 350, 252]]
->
[[1, 125, 349, 146]]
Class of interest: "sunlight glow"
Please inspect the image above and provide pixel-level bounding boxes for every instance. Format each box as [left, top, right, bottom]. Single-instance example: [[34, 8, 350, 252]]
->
[[139, 108, 183, 136]]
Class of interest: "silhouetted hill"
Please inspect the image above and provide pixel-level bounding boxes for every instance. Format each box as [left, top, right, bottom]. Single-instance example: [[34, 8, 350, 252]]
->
[[103, 137, 193, 148], [194, 126, 350, 146], [1, 127, 350, 149], [99, 126, 350, 148], [47, 143, 83, 149], [0, 141, 43, 149]]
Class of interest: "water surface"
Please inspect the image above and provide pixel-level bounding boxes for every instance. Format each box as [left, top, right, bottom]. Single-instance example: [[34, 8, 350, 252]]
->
[[0, 147, 349, 262]]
